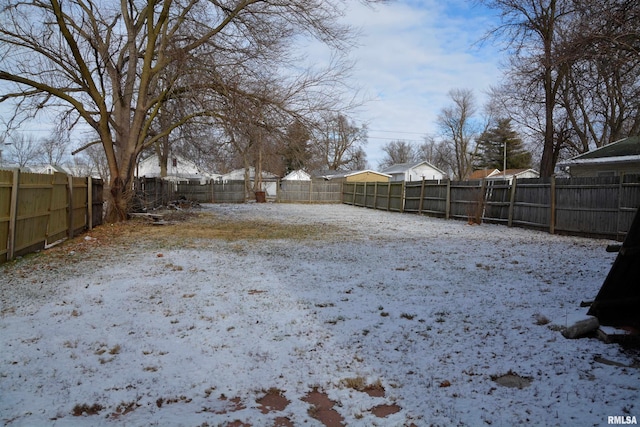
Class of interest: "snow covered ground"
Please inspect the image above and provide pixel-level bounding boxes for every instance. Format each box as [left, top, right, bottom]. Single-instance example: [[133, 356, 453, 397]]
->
[[1, 203, 638, 426]]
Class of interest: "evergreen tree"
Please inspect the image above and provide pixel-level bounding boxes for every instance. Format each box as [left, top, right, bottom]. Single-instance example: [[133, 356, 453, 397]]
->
[[475, 119, 531, 170]]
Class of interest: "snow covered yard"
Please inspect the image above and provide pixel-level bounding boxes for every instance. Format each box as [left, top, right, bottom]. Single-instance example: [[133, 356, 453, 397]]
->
[[1, 203, 638, 426]]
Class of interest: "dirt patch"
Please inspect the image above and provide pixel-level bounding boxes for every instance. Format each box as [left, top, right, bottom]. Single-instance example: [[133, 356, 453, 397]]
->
[[257, 388, 290, 414], [371, 403, 402, 418], [491, 371, 533, 389], [302, 389, 345, 427]]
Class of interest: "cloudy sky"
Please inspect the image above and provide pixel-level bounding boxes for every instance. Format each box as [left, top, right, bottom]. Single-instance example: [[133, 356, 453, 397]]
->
[[1, 0, 506, 170], [334, 0, 505, 167]]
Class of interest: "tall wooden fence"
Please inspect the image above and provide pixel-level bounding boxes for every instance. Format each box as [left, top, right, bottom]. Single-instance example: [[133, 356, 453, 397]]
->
[[277, 180, 342, 203], [0, 170, 103, 263], [134, 178, 341, 209], [343, 175, 640, 240]]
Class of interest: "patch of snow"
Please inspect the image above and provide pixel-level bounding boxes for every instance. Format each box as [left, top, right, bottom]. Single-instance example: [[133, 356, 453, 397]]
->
[[1, 204, 637, 426]]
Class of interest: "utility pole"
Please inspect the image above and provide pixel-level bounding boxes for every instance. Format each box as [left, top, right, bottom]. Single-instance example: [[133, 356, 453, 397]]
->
[[503, 140, 507, 177]]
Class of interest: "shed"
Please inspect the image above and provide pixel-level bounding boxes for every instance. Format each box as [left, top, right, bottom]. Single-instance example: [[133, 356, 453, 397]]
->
[[381, 161, 446, 182], [558, 136, 640, 177]]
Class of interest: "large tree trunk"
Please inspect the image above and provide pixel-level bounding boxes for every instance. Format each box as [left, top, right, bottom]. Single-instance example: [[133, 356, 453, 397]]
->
[[105, 140, 139, 223]]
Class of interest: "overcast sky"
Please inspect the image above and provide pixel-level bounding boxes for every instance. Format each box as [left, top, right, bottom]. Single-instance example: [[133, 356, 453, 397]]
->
[[336, 0, 505, 167]]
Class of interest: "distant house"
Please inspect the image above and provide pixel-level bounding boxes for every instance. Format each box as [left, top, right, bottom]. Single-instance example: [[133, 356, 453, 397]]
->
[[314, 169, 391, 183], [31, 164, 69, 175], [485, 168, 540, 183], [468, 169, 501, 180], [381, 161, 446, 182], [557, 136, 640, 177], [468, 168, 539, 183], [136, 154, 217, 182], [282, 170, 311, 181]]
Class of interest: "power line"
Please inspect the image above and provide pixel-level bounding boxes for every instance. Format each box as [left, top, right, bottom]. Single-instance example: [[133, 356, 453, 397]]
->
[[368, 129, 428, 136]]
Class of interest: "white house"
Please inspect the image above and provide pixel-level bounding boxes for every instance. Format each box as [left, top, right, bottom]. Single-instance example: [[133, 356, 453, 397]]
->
[[557, 136, 640, 177], [381, 161, 446, 182], [485, 168, 540, 184], [31, 164, 69, 175], [136, 154, 217, 182], [282, 170, 311, 181]]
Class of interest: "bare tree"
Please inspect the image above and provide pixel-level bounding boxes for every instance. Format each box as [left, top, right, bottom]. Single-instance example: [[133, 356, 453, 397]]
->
[[378, 140, 418, 169], [5, 134, 41, 168], [416, 136, 452, 177], [436, 89, 479, 180], [311, 113, 368, 170], [38, 129, 69, 166], [0, 0, 363, 220], [480, 0, 574, 177]]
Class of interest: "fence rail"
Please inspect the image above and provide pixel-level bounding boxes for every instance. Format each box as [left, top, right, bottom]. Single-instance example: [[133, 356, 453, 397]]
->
[[0, 170, 103, 263], [344, 175, 640, 240]]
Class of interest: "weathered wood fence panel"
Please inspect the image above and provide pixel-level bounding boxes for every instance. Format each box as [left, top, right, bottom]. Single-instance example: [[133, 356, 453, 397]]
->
[[0, 170, 103, 263], [342, 175, 640, 240], [449, 180, 483, 222], [212, 181, 246, 203], [277, 181, 342, 203], [134, 177, 176, 210], [555, 176, 619, 237], [14, 172, 53, 257], [619, 175, 640, 236], [47, 172, 69, 243], [483, 179, 511, 224], [0, 170, 12, 262], [511, 178, 551, 230]]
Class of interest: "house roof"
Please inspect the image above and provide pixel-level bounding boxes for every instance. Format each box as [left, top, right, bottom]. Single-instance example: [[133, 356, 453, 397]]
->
[[469, 169, 500, 180], [381, 160, 446, 175], [559, 136, 640, 166], [282, 170, 311, 180], [315, 169, 391, 180], [486, 168, 539, 179]]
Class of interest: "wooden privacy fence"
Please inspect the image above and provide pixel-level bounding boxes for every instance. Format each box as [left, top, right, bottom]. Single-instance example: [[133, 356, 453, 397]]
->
[[277, 180, 342, 203], [0, 170, 103, 263], [134, 178, 342, 208], [134, 178, 248, 209], [343, 175, 640, 240]]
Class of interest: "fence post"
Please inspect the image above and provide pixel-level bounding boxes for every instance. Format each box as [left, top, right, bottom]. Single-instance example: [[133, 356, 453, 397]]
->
[[479, 179, 487, 224], [386, 181, 391, 211], [400, 181, 406, 213], [68, 174, 74, 239], [418, 178, 426, 215], [549, 175, 556, 234], [373, 182, 378, 210], [445, 179, 451, 220], [309, 179, 313, 203], [87, 177, 93, 230], [7, 169, 19, 261], [616, 174, 624, 239], [508, 178, 517, 227], [352, 182, 357, 205]]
